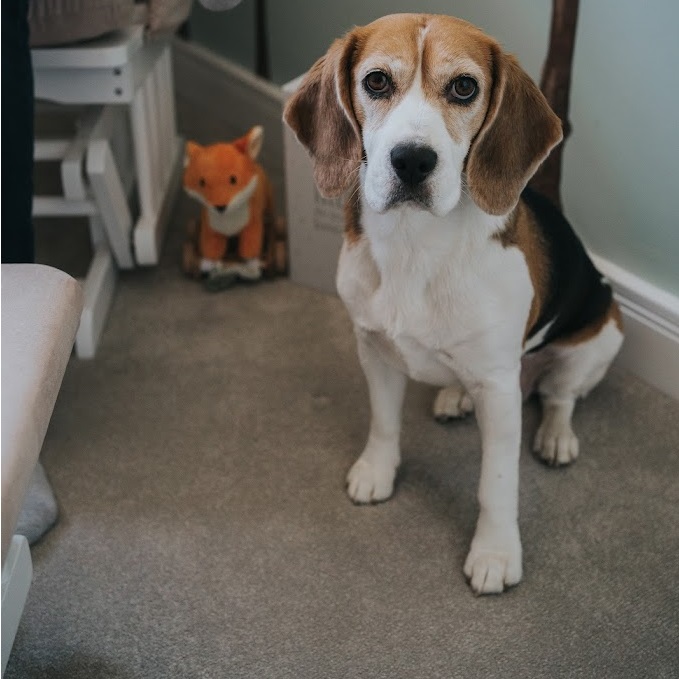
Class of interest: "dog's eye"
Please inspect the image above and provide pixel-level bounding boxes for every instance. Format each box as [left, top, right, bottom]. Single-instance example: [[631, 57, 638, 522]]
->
[[364, 71, 392, 97], [199, 177, 206, 187], [447, 76, 478, 103], [229, 175, 237, 185]]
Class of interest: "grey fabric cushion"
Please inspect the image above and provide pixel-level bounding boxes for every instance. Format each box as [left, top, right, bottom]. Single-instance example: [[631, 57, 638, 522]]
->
[[1, 265, 83, 564], [147, 0, 192, 35], [28, 0, 135, 47]]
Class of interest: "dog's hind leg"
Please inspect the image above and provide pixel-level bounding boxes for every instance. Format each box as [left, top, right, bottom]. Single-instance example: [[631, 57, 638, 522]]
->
[[534, 307, 623, 466]]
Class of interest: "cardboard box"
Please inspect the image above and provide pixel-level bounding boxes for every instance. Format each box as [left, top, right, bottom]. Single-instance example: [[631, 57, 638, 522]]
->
[[282, 76, 345, 295]]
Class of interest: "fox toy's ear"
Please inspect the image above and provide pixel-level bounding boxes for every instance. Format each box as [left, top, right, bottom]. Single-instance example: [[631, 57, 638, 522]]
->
[[234, 126, 264, 160], [283, 32, 362, 198], [184, 141, 202, 167], [465, 46, 563, 215], [246, 125, 263, 159]]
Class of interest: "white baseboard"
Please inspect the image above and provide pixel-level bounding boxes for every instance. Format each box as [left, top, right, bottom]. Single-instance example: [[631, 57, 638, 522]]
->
[[590, 253, 679, 401]]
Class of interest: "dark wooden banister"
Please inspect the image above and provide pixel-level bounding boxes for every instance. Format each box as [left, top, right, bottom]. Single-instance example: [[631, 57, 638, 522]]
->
[[529, 0, 580, 210]]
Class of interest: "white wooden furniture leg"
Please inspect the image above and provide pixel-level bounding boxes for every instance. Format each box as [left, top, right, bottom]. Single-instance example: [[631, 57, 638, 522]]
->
[[1, 536, 32, 676], [131, 43, 183, 266], [86, 108, 134, 269], [32, 29, 184, 268], [75, 244, 117, 359], [60, 108, 100, 201], [131, 74, 158, 223], [33, 106, 125, 358]]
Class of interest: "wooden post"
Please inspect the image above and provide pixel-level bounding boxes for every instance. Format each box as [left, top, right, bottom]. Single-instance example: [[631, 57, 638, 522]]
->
[[255, 0, 270, 80], [529, 0, 580, 210]]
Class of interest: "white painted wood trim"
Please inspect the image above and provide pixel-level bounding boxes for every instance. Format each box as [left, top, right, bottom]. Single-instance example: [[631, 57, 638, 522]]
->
[[31, 26, 145, 69], [1, 535, 32, 675], [34, 139, 71, 161], [131, 84, 156, 220], [133, 137, 184, 266], [32, 196, 97, 217], [75, 246, 118, 359], [591, 253, 679, 401], [144, 67, 162, 207], [62, 108, 102, 201], [32, 29, 166, 106], [87, 136, 134, 270]]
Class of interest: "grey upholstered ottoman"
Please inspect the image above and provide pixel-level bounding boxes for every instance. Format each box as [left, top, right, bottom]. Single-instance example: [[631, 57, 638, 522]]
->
[[1, 264, 83, 673]]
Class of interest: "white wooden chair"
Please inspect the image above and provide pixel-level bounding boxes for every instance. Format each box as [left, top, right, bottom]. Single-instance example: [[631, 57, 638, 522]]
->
[[32, 27, 183, 357]]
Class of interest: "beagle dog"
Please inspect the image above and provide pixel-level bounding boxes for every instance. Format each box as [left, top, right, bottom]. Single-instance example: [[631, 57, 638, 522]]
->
[[284, 13, 623, 594]]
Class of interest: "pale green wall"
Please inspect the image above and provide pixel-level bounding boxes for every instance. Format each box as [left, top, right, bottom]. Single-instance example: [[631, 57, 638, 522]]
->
[[561, 2, 679, 295], [190, 0, 679, 296], [189, 0, 256, 72], [266, 1, 550, 85]]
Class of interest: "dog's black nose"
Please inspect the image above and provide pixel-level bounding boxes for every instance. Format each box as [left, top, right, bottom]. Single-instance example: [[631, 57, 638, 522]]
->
[[214, 205, 227, 213], [390, 144, 438, 186]]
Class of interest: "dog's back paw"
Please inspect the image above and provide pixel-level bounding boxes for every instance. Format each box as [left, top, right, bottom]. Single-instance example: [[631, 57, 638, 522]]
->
[[433, 384, 474, 422]]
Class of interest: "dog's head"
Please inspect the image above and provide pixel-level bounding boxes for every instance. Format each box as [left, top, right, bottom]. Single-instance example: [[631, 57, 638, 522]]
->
[[284, 13, 562, 217]]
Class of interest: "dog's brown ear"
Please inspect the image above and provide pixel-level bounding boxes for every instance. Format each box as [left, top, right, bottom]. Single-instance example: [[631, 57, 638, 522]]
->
[[466, 46, 563, 216], [283, 33, 362, 198]]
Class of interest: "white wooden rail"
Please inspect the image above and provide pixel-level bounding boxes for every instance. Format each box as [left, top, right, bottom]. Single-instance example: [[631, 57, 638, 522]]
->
[[33, 107, 124, 358], [31, 27, 184, 357], [32, 27, 183, 268]]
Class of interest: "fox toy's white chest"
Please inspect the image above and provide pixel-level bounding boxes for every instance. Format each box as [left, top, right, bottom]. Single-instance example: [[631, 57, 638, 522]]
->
[[336, 203, 534, 388]]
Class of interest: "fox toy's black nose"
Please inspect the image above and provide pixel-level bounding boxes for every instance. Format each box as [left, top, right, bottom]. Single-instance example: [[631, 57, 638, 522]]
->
[[214, 205, 227, 213], [390, 144, 438, 186]]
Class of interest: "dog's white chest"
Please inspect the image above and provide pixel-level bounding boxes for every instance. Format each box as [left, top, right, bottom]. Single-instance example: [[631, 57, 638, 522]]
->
[[336, 222, 532, 386], [340, 272, 457, 385]]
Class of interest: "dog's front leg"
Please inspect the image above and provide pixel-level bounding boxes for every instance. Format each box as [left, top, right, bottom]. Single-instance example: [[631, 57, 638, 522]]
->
[[346, 330, 408, 504], [464, 375, 523, 594]]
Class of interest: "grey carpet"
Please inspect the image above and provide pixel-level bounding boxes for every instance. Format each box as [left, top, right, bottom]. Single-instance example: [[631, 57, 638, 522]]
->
[[6, 196, 679, 678]]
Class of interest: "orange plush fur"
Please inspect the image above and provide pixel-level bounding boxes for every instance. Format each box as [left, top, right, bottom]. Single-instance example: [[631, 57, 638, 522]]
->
[[183, 126, 275, 281]]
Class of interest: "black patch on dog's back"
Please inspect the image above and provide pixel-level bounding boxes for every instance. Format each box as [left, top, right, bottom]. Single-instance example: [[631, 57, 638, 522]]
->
[[522, 187, 612, 352]]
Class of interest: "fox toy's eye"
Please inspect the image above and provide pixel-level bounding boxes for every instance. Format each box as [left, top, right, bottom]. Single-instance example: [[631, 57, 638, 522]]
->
[[229, 175, 237, 185], [364, 70, 393, 97], [199, 177, 206, 187], [446, 76, 478, 104]]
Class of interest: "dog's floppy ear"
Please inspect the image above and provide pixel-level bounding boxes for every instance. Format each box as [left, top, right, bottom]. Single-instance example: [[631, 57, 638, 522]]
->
[[283, 33, 362, 198], [466, 46, 563, 216]]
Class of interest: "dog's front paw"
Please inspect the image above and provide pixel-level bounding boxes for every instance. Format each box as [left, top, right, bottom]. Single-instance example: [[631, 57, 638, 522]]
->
[[433, 385, 474, 422], [346, 457, 396, 504], [464, 522, 522, 595], [534, 423, 579, 466]]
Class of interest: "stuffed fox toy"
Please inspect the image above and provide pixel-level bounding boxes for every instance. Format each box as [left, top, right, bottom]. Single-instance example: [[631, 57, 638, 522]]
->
[[183, 126, 277, 288]]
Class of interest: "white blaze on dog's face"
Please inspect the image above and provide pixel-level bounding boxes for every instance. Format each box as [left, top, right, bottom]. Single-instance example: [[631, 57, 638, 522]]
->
[[353, 17, 492, 217], [284, 14, 562, 221]]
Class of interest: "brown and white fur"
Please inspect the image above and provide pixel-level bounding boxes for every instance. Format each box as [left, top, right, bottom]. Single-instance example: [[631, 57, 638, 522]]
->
[[284, 13, 623, 595]]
